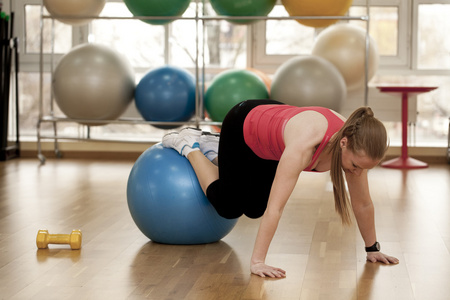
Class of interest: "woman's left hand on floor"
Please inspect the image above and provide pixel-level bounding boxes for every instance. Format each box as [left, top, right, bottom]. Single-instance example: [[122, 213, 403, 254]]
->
[[366, 252, 399, 264]]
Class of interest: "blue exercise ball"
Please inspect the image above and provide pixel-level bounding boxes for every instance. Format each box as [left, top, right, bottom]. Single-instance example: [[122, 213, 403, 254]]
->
[[127, 144, 238, 245], [135, 66, 196, 129]]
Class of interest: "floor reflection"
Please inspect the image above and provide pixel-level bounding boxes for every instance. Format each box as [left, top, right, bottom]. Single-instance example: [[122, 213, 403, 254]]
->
[[129, 240, 243, 299]]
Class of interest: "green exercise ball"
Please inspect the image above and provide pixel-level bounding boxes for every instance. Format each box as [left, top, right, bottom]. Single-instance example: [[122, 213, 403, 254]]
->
[[210, 0, 276, 24], [124, 0, 191, 25], [204, 70, 269, 122]]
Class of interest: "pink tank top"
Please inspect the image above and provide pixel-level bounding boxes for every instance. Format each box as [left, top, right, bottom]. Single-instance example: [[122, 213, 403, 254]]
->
[[243, 105, 344, 171]]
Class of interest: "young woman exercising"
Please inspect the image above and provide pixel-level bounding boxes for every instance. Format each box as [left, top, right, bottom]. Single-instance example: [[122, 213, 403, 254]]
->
[[162, 99, 399, 278]]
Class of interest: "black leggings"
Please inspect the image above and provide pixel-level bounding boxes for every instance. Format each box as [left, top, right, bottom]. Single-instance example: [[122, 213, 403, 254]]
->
[[206, 99, 284, 219]]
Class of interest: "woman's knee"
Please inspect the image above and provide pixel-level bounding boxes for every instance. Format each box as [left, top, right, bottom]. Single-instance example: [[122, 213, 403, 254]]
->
[[206, 181, 243, 219]]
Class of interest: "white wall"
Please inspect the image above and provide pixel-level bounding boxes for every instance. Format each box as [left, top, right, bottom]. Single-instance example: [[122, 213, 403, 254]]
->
[[1, 0, 10, 13], [342, 87, 417, 122]]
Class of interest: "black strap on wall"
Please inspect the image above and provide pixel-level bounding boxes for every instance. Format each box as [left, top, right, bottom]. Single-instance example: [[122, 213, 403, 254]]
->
[[0, 11, 19, 161]]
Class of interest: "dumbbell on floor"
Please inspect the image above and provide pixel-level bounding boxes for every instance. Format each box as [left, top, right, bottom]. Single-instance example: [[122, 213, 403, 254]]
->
[[36, 229, 82, 250]]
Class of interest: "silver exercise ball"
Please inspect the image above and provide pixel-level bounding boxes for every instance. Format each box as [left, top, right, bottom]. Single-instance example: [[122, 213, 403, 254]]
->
[[43, 0, 106, 26], [312, 24, 379, 92], [270, 55, 346, 112], [52, 44, 135, 125]]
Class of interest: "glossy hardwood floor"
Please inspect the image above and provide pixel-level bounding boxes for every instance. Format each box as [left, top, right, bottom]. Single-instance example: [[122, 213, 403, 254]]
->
[[0, 157, 449, 299]]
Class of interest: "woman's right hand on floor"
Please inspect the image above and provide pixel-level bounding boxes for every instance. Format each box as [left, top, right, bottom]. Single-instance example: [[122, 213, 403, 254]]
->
[[251, 262, 286, 278]]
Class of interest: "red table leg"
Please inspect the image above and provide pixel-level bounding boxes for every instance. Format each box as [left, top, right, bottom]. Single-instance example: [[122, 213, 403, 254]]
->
[[381, 91, 428, 169]]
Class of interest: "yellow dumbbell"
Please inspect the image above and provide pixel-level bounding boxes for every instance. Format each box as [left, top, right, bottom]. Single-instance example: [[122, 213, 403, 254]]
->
[[36, 229, 82, 250]]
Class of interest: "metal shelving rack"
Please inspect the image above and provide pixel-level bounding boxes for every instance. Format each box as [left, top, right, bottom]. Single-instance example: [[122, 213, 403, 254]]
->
[[36, 0, 370, 164]]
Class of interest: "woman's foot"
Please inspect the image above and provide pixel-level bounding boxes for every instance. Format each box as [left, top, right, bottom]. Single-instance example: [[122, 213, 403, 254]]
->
[[162, 127, 202, 157], [200, 132, 220, 162]]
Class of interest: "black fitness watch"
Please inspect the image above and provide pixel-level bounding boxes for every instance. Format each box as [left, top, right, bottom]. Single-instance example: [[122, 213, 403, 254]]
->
[[365, 241, 380, 252]]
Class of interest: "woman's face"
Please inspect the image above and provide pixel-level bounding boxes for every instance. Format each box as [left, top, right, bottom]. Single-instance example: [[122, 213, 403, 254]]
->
[[340, 137, 379, 175]]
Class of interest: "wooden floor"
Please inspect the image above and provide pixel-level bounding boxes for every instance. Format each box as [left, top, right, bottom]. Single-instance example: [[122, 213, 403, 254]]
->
[[0, 157, 449, 299]]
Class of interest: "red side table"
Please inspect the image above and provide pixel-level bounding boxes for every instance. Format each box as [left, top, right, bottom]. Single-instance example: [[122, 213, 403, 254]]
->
[[376, 86, 438, 169]]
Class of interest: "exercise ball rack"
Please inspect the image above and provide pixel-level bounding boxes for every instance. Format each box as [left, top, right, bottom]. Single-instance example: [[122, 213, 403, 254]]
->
[[36, 0, 371, 164]]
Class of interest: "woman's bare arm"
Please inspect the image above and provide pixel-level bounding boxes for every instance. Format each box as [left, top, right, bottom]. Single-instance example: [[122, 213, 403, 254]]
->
[[250, 117, 322, 277], [250, 111, 330, 277], [250, 146, 310, 277], [346, 170, 399, 264]]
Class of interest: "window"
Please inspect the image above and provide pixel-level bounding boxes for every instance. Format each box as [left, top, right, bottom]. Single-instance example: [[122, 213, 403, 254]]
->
[[416, 3, 450, 70], [264, 6, 315, 56], [412, 1, 450, 146], [88, 2, 247, 71], [15, 0, 250, 141], [251, 4, 316, 68], [253, 0, 408, 70], [350, 6, 398, 57], [6, 0, 450, 147], [89, 2, 166, 69], [24, 5, 72, 54]]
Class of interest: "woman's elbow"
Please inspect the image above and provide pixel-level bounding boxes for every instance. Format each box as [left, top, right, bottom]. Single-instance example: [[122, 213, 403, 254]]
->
[[264, 206, 284, 220], [351, 200, 373, 215]]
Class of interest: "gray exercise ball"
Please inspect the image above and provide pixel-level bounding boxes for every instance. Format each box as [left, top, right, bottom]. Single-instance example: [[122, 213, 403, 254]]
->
[[52, 43, 135, 125], [270, 55, 346, 112]]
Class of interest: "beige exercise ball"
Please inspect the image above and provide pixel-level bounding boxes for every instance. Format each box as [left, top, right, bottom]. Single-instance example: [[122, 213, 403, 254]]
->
[[270, 55, 346, 112], [52, 44, 135, 125], [43, 0, 106, 26], [312, 24, 379, 91]]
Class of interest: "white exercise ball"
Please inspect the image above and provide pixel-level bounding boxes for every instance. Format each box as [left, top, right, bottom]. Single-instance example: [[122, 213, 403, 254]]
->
[[43, 0, 106, 26], [53, 43, 135, 125], [312, 24, 379, 92], [271, 55, 346, 112]]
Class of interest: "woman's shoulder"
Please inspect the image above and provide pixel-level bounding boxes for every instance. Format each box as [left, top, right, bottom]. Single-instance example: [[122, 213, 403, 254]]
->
[[329, 109, 346, 123], [284, 111, 327, 149]]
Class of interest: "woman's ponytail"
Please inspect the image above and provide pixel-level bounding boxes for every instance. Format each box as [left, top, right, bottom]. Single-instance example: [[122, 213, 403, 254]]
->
[[328, 107, 387, 225]]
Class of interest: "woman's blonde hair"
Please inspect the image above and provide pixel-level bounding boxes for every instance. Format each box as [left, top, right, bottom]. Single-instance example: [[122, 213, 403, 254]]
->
[[328, 107, 388, 225]]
